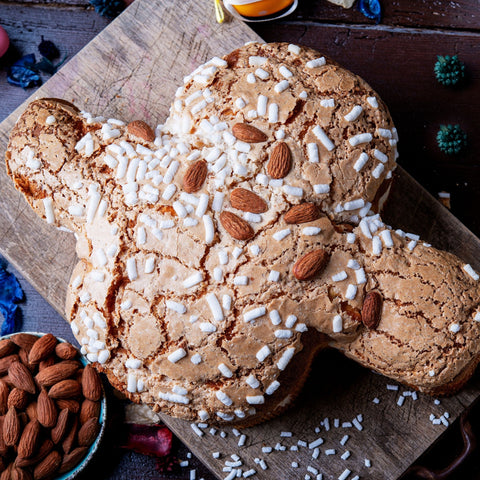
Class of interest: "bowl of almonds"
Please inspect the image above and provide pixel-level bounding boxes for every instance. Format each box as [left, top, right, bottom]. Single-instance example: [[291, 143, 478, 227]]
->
[[0, 332, 107, 479]]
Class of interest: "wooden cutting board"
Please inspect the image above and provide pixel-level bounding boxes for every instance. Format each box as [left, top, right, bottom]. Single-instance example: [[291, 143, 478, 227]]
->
[[1, 1, 480, 478]]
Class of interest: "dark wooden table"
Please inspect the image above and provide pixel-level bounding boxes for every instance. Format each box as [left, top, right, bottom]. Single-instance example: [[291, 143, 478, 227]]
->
[[1, 1, 480, 478]]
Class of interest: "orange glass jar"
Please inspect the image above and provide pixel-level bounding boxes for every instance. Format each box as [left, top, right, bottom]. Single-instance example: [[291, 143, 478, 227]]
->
[[223, 0, 298, 21]]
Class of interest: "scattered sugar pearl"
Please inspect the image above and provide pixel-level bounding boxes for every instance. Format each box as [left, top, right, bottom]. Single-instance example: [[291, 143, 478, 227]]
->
[[367, 96, 379, 108], [332, 315, 343, 333], [463, 264, 479, 281], [449, 323, 460, 333]]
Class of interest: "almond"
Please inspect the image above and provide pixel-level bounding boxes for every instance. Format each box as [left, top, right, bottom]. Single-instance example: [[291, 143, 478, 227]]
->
[[232, 123, 267, 143], [79, 400, 100, 424], [183, 159, 208, 193], [16, 439, 53, 468], [35, 361, 80, 387], [4, 406, 21, 446], [55, 399, 80, 414], [267, 142, 292, 179], [48, 380, 81, 399], [54, 343, 77, 361], [58, 446, 88, 474], [0, 340, 16, 359], [37, 389, 57, 428], [17, 420, 41, 459], [284, 203, 320, 224], [0, 417, 8, 456], [51, 408, 70, 445], [18, 349, 35, 374], [292, 249, 329, 280], [362, 291, 383, 329], [8, 389, 28, 411], [62, 417, 78, 454], [11, 467, 32, 480], [82, 366, 101, 402], [230, 188, 268, 214], [33, 450, 61, 480], [220, 211, 254, 241], [10, 334, 38, 354], [11, 467, 33, 480], [8, 363, 36, 395], [0, 380, 8, 415], [0, 464, 12, 480], [127, 120, 155, 142], [38, 357, 55, 372], [28, 334, 57, 365], [25, 402, 37, 422], [77, 417, 100, 447], [0, 355, 20, 375]]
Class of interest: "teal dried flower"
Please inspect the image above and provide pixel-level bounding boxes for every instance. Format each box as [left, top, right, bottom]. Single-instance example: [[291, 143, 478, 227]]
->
[[89, 0, 125, 18], [436, 125, 467, 155], [434, 55, 465, 86]]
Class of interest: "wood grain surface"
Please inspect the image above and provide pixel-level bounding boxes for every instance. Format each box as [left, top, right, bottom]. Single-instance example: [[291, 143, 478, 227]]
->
[[1, 1, 480, 479]]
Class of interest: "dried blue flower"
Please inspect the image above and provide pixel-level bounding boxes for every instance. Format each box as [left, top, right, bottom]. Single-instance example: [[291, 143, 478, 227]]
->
[[89, 0, 126, 18], [357, 0, 382, 24], [0, 262, 24, 335], [7, 54, 41, 89]]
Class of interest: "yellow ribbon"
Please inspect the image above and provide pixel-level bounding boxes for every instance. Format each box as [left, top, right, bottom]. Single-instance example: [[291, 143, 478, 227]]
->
[[214, 0, 225, 23]]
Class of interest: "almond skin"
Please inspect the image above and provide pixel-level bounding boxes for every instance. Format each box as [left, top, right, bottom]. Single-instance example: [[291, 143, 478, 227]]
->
[[33, 450, 62, 480], [0, 339, 16, 358], [362, 291, 383, 329], [25, 402, 37, 422], [62, 417, 78, 454], [55, 343, 77, 361], [38, 357, 55, 372], [37, 389, 57, 428], [28, 334, 57, 364], [80, 399, 100, 424], [11, 467, 32, 480], [35, 361, 80, 387], [0, 464, 12, 480], [0, 354, 20, 375], [183, 159, 208, 193], [55, 399, 80, 414], [4, 406, 21, 446], [230, 188, 268, 214], [77, 417, 100, 447], [10, 334, 38, 354], [0, 380, 9, 415], [81, 365, 102, 401], [267, 142, 292, 179], [18, 349, 35, 374], [0, 417, 7, 456], [127, 120, 155, 142], [293, 249, 330, 281], [15, 438, 54, 468], [17, 419, 41, 459], [220, 211, 254, 241], [284, 203, 320, 224], [48, 380, 81, 399], [8, 388, 28, 411], [232, 123, 268, 143], [51, 408, 70, 444], [58, 446, 88, 474], [8, 363, 36, 395]]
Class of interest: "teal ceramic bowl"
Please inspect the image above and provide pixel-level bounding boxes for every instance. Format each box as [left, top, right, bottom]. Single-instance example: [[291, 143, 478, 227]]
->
[[1, 332, 107, 480]]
